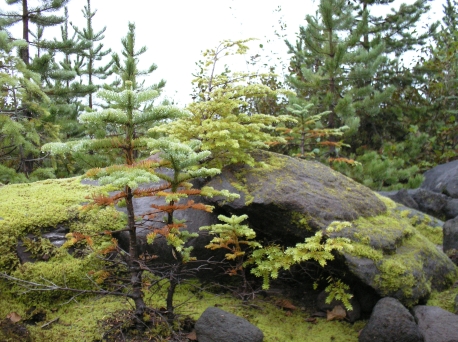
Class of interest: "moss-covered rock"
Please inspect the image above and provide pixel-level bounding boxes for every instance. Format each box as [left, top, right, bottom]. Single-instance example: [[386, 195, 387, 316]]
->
[[204, 152, 457, 306], [332, 198, 457, 307], [204, 151, 386, 244]]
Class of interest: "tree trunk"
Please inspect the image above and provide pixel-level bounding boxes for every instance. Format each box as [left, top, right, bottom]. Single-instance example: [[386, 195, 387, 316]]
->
[[125, 185, 146, 326], [21, 0, 29, 64]]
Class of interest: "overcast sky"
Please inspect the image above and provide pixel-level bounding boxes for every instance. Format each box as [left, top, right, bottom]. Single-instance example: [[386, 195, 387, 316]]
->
[[2, 0, 446, 106]]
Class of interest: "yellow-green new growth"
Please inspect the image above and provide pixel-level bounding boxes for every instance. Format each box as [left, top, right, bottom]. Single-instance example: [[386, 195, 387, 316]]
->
[[150, 39, 296, 168], [200, 214, 261, 260]]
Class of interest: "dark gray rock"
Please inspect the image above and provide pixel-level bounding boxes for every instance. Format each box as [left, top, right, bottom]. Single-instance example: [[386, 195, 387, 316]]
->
[[205, 150, 386, 243], [412, 305, 458, 342], [195, 307, 263, 342], [443, 217, 458, 254], [455, 294, 458, 315], [410, 188, 449, 220], [421, 160, 458, 198], [16, 225, 70, 263], [331, 204, 455, 306], [202, 152, 455, 306], [316, 289, 361, 322], [445, 199, 458, 220], [393, 205, 444, 229], [379, 189, 419, 210], [359, 297, 424, 342]]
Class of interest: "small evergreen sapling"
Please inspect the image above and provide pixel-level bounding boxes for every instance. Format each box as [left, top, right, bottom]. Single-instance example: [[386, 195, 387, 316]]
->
[[200, 214, 261, 298], [144, 138, 238, 320], [202, 214, 355, 309], [42, 82, 187, 324], [280, 101, 350, 159]]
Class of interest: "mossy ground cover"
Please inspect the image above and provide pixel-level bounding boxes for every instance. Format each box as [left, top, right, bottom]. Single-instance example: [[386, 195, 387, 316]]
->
[[0, 279, 365, 342]]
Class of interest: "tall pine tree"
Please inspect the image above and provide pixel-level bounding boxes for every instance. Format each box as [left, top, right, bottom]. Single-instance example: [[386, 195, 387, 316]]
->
[[286, 0, 391, 157]]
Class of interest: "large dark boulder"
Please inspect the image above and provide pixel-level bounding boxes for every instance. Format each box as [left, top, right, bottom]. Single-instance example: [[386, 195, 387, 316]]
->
[[359, 297, 424, 342], [204, 150, 386, 243], [203, 151, 456, 306], [421, 160, 458, 198], [412, 305, 458, 342], [195, 307, 264, 342]]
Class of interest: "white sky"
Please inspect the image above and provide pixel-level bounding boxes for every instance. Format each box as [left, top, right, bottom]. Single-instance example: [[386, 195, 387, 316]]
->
[[1, 0, 447, 106]]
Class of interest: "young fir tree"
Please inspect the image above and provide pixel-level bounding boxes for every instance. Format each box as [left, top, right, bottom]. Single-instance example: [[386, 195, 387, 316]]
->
[[280, 100, 350, 159], [71, 0, 113, 109], [0, 31, 53, 183], [111, 22, 165, 94], [42, 82, 184, 323], [152, 39, 294, 168]]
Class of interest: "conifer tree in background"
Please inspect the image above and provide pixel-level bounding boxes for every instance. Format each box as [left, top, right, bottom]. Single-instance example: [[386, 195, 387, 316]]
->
[[0, 0, 70, 64], [413, 0, 458, 164], [71, 0, 113, 109], [152, 39, 294, 168], [348, 0, 438, 149], [286, 0, 368, 157], [0, 0, 69, 175], [48, 7, 94, 142], [0, 31, 54, 183]]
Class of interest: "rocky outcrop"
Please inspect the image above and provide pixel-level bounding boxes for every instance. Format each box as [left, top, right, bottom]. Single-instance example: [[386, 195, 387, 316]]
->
[[359, 297, 424, 342], [412, 305, 458, 342], [195, 307, 264, 342], [380, 188, 458, 221]]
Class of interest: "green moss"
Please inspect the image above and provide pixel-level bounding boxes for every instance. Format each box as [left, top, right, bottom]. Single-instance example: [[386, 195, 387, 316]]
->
[[346, 212, 414, 249], [0, 177, 91, 233], [427, 287, 458, 313], [347, 242, 383, 261], [8, 252, 103, 305], [230, 181, 254, 205], [0, 177, 97, 272], [71, 206, 126, 234], [374, 193, 397, 210], [373, 233, 447, 306], [290, 212, 313, 232]]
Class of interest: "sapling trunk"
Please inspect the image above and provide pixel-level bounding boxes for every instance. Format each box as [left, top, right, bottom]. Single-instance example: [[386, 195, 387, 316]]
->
[[125, 185, 146, 324]]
